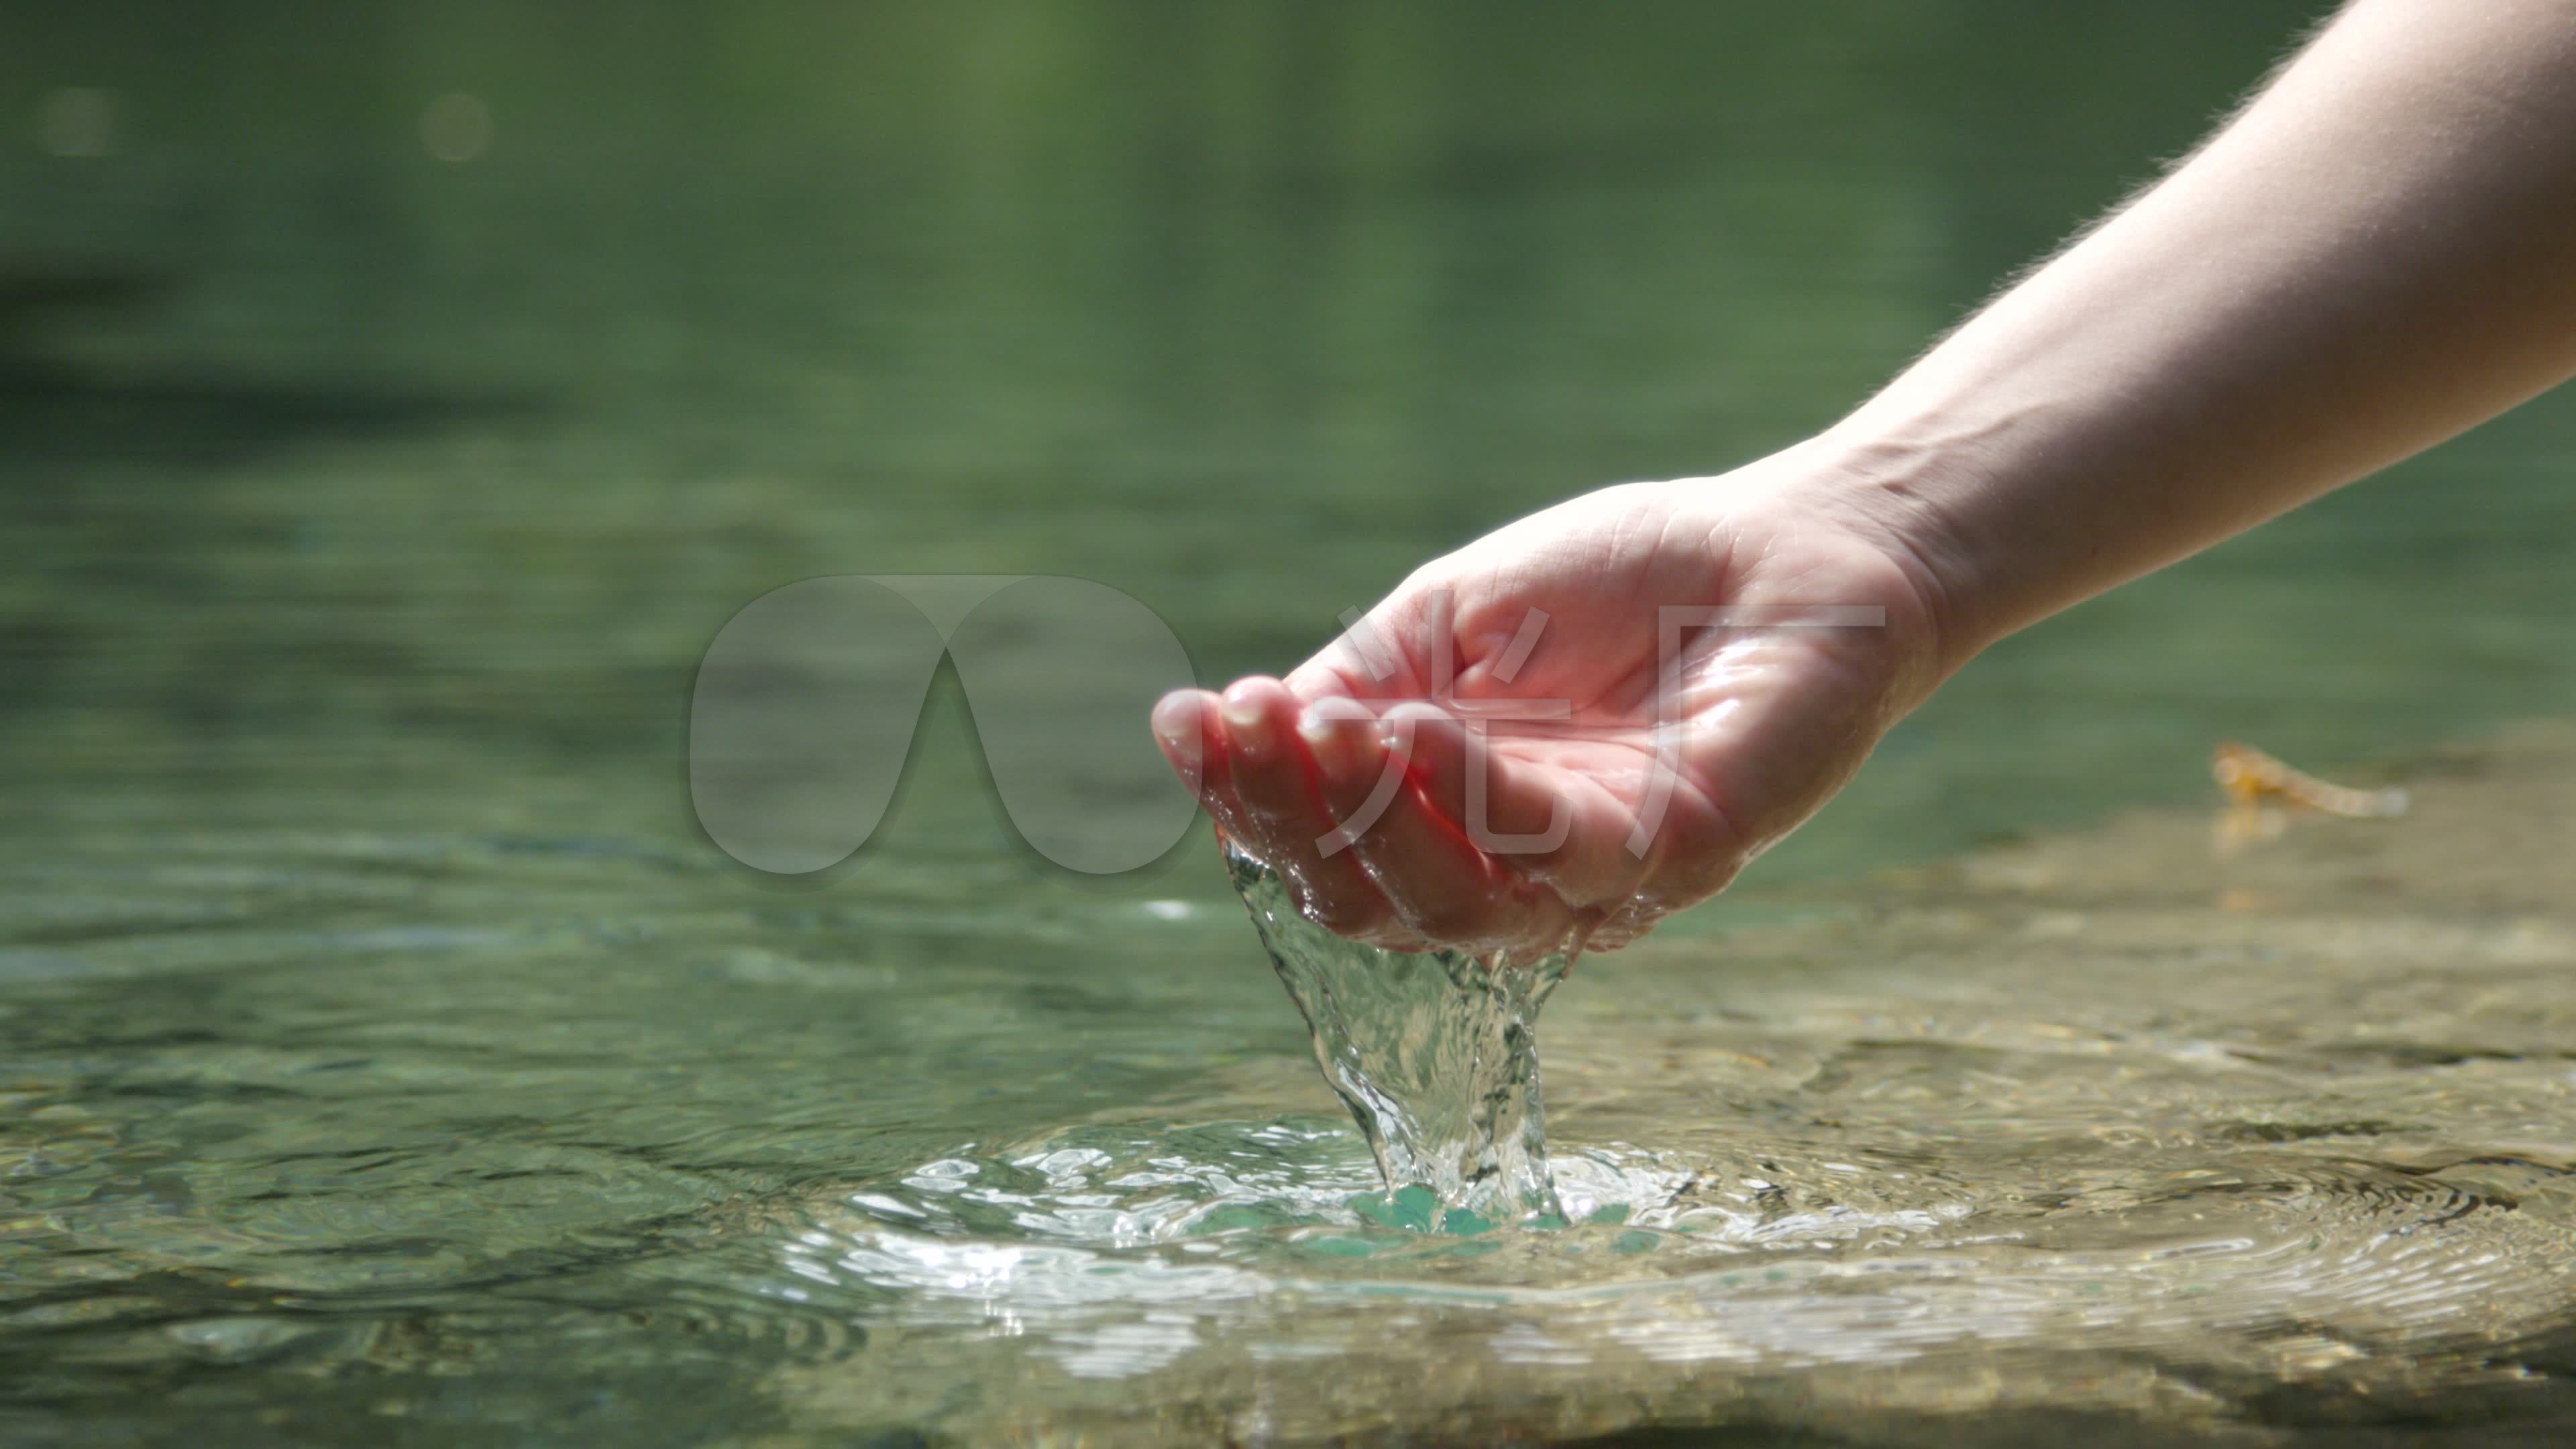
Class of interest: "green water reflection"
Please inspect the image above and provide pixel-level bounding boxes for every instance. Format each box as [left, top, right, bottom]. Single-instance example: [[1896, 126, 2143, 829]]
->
[[4, 3, 2574, 1444]]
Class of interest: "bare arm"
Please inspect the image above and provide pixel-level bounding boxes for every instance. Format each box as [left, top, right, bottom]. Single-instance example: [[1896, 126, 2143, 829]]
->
[[1156, 0, 2576, 955], [1832, 0, 2576, 675]]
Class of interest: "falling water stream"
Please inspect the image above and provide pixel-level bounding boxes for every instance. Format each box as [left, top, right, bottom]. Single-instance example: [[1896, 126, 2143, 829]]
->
[[1224, 841, 1572, 1224]]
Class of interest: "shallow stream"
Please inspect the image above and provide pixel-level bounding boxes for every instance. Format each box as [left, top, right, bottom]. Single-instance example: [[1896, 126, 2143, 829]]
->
[[7, 3, 2576, 1443]]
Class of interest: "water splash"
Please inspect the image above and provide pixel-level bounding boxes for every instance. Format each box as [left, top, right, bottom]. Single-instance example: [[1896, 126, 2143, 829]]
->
[[1223, 841, 1572, 1222]]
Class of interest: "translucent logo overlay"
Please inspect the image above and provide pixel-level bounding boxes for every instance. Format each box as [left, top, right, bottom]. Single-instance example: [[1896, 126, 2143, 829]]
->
[[689, 576, 1883, 877], [690, 575, 1201, 875]]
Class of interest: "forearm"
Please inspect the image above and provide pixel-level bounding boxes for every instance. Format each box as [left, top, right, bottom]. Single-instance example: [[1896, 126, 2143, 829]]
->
[[1821, 0, 2576, 674]]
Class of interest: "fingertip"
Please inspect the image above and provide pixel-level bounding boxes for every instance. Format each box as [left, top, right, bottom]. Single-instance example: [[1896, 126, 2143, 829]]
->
[[1151, 690, 1208, 753], [1296, 697, 1373, 789], [1220, 678, 1296, 763], [1150, 689, 1226, 798]]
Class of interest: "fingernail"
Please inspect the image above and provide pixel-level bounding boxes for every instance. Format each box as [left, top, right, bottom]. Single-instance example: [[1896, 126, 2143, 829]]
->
[[1150, 694, 1197, 753], [1221, 690, 1274, 757]]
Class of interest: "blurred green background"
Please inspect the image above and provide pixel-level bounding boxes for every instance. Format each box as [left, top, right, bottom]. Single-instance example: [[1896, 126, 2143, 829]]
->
[[6, 0, 2569, 896]]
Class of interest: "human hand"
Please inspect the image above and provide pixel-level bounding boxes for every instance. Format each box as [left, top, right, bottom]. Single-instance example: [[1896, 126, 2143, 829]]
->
[[1150, 442, 1959, 957]]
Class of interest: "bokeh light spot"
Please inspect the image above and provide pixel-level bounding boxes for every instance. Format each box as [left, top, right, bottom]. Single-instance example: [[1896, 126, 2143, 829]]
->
[[38, 87, 119, 157], [420, 92, 492, 162]]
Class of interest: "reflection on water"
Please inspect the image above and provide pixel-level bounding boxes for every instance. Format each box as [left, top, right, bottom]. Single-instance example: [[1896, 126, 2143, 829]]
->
[[1227, 841, 1570, 1223], [4, 0, 2576, 1443]]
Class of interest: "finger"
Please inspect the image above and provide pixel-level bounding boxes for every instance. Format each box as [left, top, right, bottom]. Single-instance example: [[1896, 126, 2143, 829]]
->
[[1154, 684, 1285, 860], [1155, 686, 1419, 947], [1151, 688, 1226, 804], [1214, 679, 1413, 945], [1328, 704, 1577, 955]]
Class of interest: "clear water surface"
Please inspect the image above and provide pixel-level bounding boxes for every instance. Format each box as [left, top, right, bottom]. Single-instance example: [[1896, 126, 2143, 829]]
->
[[5, 3, 2576, 1443]]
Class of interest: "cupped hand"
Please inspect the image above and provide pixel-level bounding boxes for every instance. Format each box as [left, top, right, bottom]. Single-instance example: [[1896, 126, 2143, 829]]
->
[[1152, 445, 1959, 957]]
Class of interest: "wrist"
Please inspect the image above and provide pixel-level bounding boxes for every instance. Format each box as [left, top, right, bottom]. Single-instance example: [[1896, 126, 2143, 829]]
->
[[1786, 421, 2008, 692]]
